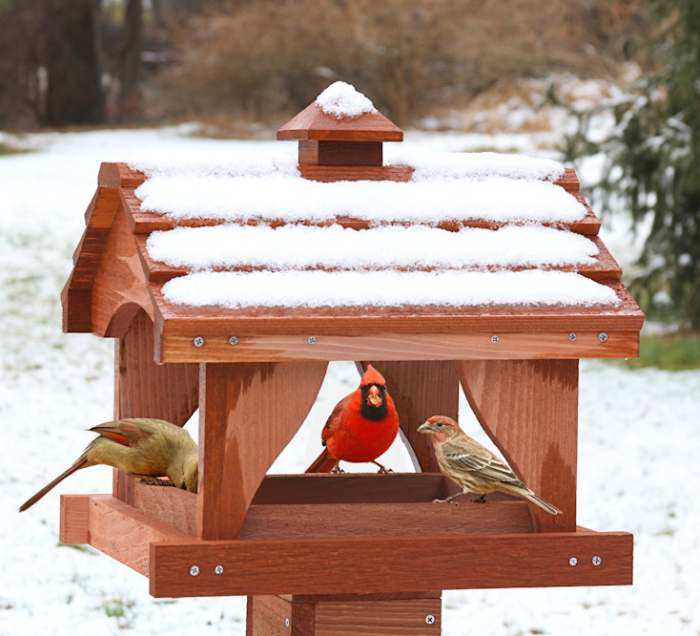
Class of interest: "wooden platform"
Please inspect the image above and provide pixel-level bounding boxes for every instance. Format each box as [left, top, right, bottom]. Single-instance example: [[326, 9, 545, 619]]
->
[[60, 474, 633, 599]]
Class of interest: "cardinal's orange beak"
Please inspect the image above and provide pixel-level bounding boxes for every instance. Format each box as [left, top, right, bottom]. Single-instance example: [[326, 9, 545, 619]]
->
[[367, 385, 383, 407]]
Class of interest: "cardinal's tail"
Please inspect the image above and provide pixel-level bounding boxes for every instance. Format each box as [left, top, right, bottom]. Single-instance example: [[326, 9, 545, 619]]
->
[[522, 490, 562, 516], [19, 456, 89, 512], [305, 448, 337, 473]]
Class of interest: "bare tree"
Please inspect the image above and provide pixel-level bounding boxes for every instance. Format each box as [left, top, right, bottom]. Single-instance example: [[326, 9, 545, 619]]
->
[[118, 0, 143, 121], [43, 0, 104, 126]]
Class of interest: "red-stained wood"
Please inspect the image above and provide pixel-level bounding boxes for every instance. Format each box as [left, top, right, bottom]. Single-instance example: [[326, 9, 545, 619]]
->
[[149, 528, 633, 597], [249, 594, 442, 636], [277, 102, 403, 142], [59, 495, 90, 544], [113, 310, 199, 502], [91, 205, 156, 337], [298, 140, 383, 166], [359, 362, 459, 472], [157, 330, 640, 364], [458, 360, 579, 532], [88, 495, 189, 576], [197, 361, 328, 539]]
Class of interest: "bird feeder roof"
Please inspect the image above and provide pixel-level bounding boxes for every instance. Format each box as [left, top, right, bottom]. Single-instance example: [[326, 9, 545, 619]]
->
[[62, 85, 643, 365]]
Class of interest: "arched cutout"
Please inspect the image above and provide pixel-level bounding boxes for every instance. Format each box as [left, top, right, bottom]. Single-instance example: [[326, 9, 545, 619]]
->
[[198, 360, 328, 539]]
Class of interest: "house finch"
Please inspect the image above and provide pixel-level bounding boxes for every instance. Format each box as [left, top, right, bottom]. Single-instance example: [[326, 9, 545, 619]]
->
[[19, 418, 198, 511], [306, 365, 399, 473], [417, 415, 561, 515]]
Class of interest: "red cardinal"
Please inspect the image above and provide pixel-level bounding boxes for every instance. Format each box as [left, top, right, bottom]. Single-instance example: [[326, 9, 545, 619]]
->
[[306, 365, 399, 473]]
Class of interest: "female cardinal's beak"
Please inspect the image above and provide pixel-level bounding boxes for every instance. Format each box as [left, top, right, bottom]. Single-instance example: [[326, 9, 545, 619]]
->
[[417, 421, 433, 434], [367, 385, 383, 407]]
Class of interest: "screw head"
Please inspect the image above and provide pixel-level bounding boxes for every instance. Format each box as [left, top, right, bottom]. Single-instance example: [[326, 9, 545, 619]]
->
[[490, 335, 500, 344], [307, 336, 318, 345], [425, 614, 436, 625], [189, 565, 200, 576], [592, 555, 603, 566], [597, 332, 609, 343], [284, 617, 290, 628], [568, 332, 577, 341], [569, 556, 578, 567], [228, 336, 239, 346], [214, 564, 224, 575], [192, 336, 205, 348]]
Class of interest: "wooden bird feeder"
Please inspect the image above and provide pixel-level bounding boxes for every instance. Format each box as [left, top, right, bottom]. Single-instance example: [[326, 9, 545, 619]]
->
[[59, 88, 643, 635]]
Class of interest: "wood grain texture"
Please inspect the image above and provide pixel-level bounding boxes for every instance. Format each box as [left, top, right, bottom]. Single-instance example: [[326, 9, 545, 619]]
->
[[299, 164, 413, 183], [59, 495, 90, 544], [198, 362, 328, 539], [113, 310, 199, 503], [298, 140, 383, 166], [458, 360, 579, 532], [152, 279, 643, 340], [277, 102, 403, 142], [248, 594, 441, 636], [91, 204, 156, 337], [88, 495, 188, 576], [158, 331, 640, 364], [149, 528, 633, 596], [360, 362, 459, 472]]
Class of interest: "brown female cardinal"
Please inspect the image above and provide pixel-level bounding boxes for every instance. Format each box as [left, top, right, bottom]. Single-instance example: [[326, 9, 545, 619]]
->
[[19, 418, 198, 511], [418, 415, 561, 514], [306, 365, 399, 474]]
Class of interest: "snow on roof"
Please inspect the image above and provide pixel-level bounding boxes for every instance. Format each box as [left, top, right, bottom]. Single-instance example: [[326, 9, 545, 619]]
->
[[386, 149, 565, 182], [147, 223, 599, 271], [314, 81, 377, 119], [136, 174, 585, 224], [161, 269, 620, 309], [131, 152, 298, 179]]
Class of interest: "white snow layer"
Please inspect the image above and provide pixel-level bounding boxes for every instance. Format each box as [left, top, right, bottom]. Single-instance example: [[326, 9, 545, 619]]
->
[[314, 81, 377, 119], [146, 223, 599, 271], [136, 174, 586, 224], [386, 149, 565, 181], [161, 270, 619, 308]]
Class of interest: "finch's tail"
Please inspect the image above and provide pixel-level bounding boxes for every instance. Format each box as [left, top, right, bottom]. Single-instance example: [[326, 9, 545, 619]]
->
[[522, 490, 562, 516], [305, 448, 337, 473], [19, 456, 89, 512]]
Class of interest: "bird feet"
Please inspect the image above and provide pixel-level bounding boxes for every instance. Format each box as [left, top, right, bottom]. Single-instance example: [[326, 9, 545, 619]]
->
[[473, 494, 487, 504], [372, 461, 393, 474], [432, 496, 458, 504], [330, 464, 345, 474]]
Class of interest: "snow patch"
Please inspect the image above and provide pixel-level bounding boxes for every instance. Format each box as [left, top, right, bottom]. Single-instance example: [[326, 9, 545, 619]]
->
[[161, 269, 619, 309], [146, 223, 599, 271], [315, 81, 377, 119], [136, 175, 586, 224]]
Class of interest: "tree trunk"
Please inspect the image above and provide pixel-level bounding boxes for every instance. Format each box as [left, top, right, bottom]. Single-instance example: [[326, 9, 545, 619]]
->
[[44, 0, 104, 126], [118, 0, 143, 122]]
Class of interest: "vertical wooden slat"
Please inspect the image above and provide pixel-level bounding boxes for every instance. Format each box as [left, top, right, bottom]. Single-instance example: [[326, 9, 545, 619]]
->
[[113, 310, 199, 503], [198, 362, 328, 539], [458, 360, 578, 532], [362, 362, 459, 472]]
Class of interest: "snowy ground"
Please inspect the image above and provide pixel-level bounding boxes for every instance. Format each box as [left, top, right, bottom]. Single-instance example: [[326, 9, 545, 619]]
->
[[1, 125, 698, 635]]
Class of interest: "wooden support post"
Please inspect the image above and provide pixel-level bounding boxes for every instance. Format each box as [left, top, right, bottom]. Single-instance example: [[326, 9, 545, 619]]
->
[[361, 361, 459, 472], [198, 361, 328, 539], [113, 310, 199, 503], [247, 593, 441, 636], [458, 360, 579, 532]]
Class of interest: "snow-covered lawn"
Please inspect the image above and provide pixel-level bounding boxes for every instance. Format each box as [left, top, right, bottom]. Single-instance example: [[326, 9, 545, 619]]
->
[[1, 127, 698, 635]]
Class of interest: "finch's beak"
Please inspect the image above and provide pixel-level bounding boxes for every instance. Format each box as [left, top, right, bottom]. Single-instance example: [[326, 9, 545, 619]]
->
[[417, 421, 433, 434], [367, 385, 383, 407]]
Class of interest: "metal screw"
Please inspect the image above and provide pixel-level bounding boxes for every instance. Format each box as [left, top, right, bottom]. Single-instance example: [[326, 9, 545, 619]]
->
[[425, 614, 436, 625], [569, 556, 578, 567], [192, 336, 205, 348], [284, 617, 290, 628], [568, 332, 577, 342], [228, 336, 239, 346], [214, 565, 224, 575], [307, 336, 318, 345], [189, 565, 200, 576], [597, 332, 609, 343], [490, 335, 500, 344], [592, 555, 603, 567]]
